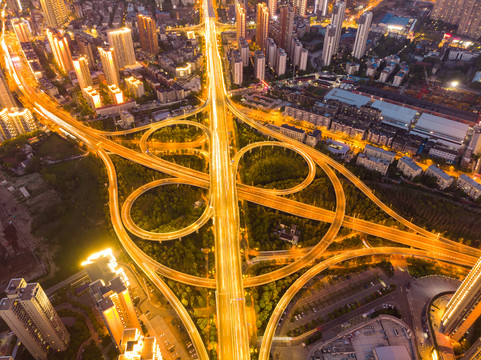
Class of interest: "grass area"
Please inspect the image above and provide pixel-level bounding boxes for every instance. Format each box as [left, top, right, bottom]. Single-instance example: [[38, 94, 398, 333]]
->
[[375, 183, 481, 246], [242, 202, 331, 250], [151, 125, 204, 142], [137, 219, 214, 277], [241, 147, 309, 190], [131, 185, 206, 233], [160, 154, 207, 173], [112, 155, 166, 201], [406, 257, 468, 279], [31, 155, 116, 286], [36, 134, 82, 161], [234, 120, 268, 148]]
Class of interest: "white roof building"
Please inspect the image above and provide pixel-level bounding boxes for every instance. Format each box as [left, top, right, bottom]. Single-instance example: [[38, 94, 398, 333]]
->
[[323, 88, 371, 107], [411, 113, 470, 149], [370, 100, 418, 130]]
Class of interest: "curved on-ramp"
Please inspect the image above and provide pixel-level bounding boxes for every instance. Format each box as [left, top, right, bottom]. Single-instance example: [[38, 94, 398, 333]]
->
[[233, 141, 317, 196], [258, 246, 477, 360], [226, 100, 476, 252], [139, 119, 211, 155], [97, 149, 210, 359], [244, 143, 346, 287], [91, 101, 209, 136], [121, 178, 212, 241]]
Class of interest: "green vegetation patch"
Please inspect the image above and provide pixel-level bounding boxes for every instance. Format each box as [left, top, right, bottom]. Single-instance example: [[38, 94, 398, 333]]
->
[[32, 155, 116, 286], [235, 120, 268, 148], [36, 133, 82, 161], [131, 184, 206, 233], [151, 124, 204, 142], [288, 168, 336, 211], [242, 203, 331, 251], [160, 154, 207, 173], [241, 147, 309, 190], [406, 257, 467, 279], [138, 220, 214, 277], [375, 184, 481, 246], [112, 156, 166, 201]]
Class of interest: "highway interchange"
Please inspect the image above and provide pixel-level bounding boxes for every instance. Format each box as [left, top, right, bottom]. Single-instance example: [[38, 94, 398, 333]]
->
[[1, 0, 480, 358]]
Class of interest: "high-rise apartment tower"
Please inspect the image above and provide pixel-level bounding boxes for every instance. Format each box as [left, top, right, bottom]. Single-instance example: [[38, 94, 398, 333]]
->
[[0, 279, 69, 360]]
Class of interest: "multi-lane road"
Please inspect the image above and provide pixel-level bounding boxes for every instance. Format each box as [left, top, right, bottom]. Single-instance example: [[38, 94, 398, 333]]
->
[[2, 1, 480, 358], [204, 3, 250, 357]]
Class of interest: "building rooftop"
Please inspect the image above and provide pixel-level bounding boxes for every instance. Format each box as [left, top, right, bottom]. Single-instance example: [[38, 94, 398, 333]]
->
[[281, 124, 305, 133], [459, 174, 481, 190], [427, 164, 452, 181], [370, 100, 417, 129], [365, 144, 395, 157], [373, 345, 411, 360], [399, 156, 422, 171], [359, 153, 391, 165], [379, 14, 412, 28], [323, 88, 371, 108], [412, 113, 470, 148]]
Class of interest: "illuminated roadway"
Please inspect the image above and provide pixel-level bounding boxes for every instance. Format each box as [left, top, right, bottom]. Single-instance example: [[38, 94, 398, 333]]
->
[[2, 2, 481, 358], [121, 178, 212, 241], [204, 0, 250, 357], [232, 141, 317, 196]]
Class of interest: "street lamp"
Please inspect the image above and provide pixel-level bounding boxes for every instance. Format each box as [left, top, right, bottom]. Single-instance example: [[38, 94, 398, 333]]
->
[[450, 81, 459, 88]]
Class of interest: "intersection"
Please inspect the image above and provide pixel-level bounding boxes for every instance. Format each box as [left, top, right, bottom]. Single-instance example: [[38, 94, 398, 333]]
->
[[1, 1, 480, 359]]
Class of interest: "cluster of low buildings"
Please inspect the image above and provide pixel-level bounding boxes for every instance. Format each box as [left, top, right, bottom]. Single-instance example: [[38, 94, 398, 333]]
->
[[352, 144, 481, 199], [284, 88, 478, 164]]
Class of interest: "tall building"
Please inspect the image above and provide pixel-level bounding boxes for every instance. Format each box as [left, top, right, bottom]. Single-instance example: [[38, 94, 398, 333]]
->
[[137, 14, 159, 55], [330, 1, 346, 54], [267, 0, 277, 16], [256, 3, 269, 52], [322, 24, 337, 66], [279, 6, 294, 50], [0, 108, 37, 141], [441, 257, 481, 341], [6, 0, 22, 13], [231, 50, 243, 86], [292, 38, 302, 67], [107, 28, 136, 68], [254, 50, 265, 81], [352, 12, 372, 59], [293, 0, 307, 17], [0, 278, 70, 360], [266, 38, 277, 68], [457, 0, 481, 39], [77, 39, 95, 69], [276, 48, 287, 76], [125, 76, 145, 98], [236, 3, 246, 42], [98, 46, 120, 85], [0, 68, 16, 109], [46, 28, 73, 73], [299, 48, 308, 71], [11, 19, 31, 43], [315, 0, 329, 16], [431, 0, 481, 39], [82, 249, 141, 348], [39, 0, 68, 28], [72, 56, 92, 89], [238, 37, 249, 67]]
